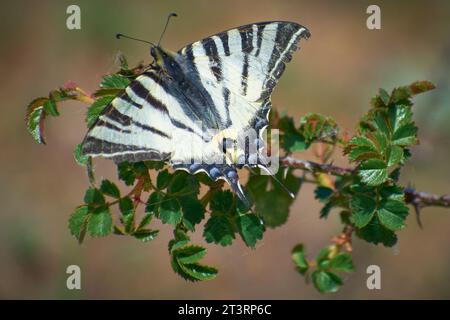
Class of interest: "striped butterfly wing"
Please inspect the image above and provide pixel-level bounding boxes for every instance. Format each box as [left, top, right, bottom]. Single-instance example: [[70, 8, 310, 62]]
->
[[81, 70, 206, 163], [178, 21, 310, 132]]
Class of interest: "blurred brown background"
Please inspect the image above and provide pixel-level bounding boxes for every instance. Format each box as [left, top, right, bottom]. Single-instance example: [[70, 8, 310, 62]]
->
[[0, 0, 449, 299]]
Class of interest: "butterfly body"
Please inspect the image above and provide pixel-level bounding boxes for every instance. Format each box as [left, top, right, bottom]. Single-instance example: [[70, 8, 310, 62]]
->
[[82, 21, 310, 204]]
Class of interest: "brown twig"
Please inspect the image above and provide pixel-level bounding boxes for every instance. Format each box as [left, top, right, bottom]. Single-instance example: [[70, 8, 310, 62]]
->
[[280, 156, 450, 210]]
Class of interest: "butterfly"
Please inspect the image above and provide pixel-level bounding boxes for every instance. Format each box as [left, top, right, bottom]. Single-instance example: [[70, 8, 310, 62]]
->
[[81, 20, 310, 205]]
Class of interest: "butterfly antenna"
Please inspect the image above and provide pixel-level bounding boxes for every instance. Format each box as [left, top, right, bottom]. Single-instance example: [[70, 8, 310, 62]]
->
[[158, 12, 178, 46], [115, 33, 156, 47], [258, 164, 295, 199]]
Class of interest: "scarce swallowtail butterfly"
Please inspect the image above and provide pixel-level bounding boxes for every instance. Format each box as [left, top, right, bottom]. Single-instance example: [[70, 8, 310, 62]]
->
[[81, 19, 310, 205]]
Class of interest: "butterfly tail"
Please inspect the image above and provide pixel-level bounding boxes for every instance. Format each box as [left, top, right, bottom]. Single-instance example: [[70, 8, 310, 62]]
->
[[258, 164, 295, 199]]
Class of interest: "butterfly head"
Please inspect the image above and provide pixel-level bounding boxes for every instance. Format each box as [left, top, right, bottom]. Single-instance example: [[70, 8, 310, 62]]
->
[[150, 46, 179, 73]]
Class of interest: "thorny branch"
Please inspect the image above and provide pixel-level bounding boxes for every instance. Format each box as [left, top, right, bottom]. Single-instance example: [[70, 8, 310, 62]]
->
[[280, 156, 450, 210]]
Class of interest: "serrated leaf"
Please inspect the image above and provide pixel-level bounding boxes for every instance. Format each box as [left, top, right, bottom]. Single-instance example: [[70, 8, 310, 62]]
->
[[329, 253, 354, 273], [210, 190, 234, 213], [379, 88, 390, 105], [146, 192, 162, 214], [85, 96, 114, 127], [312, 271, 342, 293], [236, 214, 265, 248], [180, 196, 205, 231], [386, 145, 403, 166], [356, 217, 397, 247], [117, 162, 136, 186], [87, 208, 112, 237], [168, 171, 200, 196], [133, 229, 159, 242], [84, 187, 105, 206], [291, 244, 309, 275], [178, 262, 218, 281], [377, 199, 409, 231], [173, 245, 207, 264], [299, 113, 338, 144], [121, 213, 134, 233], [74, 143, 89, 166], [100, 179, 121, 198], [100, 74, 130, 89], [278, 116, 308, 152], [68, 205, 89, 241], [26, 105, 46, 144], [203, 216, 235, 246], [138, 213, 152, 230], [159, 197, 182, 225], [157, 169, 172, 189], [119, 196, 134, 215], [392, 123, 418, 146], [350, 194, 376, 228], [358, 159, 388, 186], [43, 99, 59, 116]]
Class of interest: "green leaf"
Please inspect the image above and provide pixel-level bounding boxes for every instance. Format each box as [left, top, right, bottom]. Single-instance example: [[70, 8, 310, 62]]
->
[[203, 216, 235, 246], [379, 88, 390, 105], [84, 187, 105, 206], [312, 270, 342, 293], [157, 169, 172, 189], [168, 171, 200, 196], [86, 96, 114, 127], [121, 213, 134, 234], [145, 192, 162, 214], [119, 196, 134, 215], [358, 159, 388, 186], [159, 197, 182, 225], [377, 199, 409, 231], [392, 123, 418, 146], [210, 190, 234, 213], [350, 194, 376, 228], [386, 145, 403, 166], [356, 217, 397, 247], [100, 179, 121, 198], [43, 99, 59, 116], [173, 245, 207, 264], [180, 196, 205, 231], [255, 190, 291, 227], [68, 205, 89, 241], [299, 113, 338, 144], [117, 162, 136, 186], [137, 213, 152, 230], [346, 136, 379, 162], [26, 104, 46, 144], [236, 214, 265, 248], [316, 247, 331, 267], [100, 74, 130, 89], [278, 116, 308, 152], [133, 229, 159, 242], [177, 262, 218, 281], [329, 253, 354, 273], [93, 88, 123, 98], [291, 244, 309, 275], [74, 143, 89, 166], [87, 208, 112, 237]]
